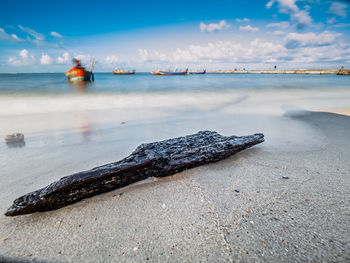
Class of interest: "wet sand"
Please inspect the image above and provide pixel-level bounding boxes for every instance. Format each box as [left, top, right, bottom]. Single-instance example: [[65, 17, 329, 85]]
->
[[0, 106, 349, 262], [1, 86, 350, 262]]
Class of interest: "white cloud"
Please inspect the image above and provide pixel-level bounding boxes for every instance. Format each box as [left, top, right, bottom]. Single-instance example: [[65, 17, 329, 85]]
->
[[329, 2, 347, 18], [18, 25, 45, 41], [0, 27, 23, 42], [331, 23, 350, 28], [8, 56, 22, 66], [50, 31, 63, 38], [266, 21, 290, 29], [105, 55, 119, 64], [293, 10, 312, 28], [20, 49, 29, 59], [266, 0, 275, 9], [56, 52, 70, 64], [136, 27, 350, 67], [72, 54, 93, 65], [138, 39, 286, 64], [236, 18, 250, 22], [138, 49, 167, 62], [40, 53, 52, 65], [1, 25, 59, 47], [200, 20, 230, 33], [8, 49, 34, 66], [266, 0, 312, 29], [273, 30, 286, 35], [284, 31, 342, 49], [11, 34, 21, 41], [239, 25, 259, 32], [327, 17, 337, 24], [75, 54, 87, 61], [138, 49, 149, 61]]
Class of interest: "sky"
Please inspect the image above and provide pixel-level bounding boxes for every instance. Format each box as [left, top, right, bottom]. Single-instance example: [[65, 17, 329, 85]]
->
[[0, 0, 350, 72]]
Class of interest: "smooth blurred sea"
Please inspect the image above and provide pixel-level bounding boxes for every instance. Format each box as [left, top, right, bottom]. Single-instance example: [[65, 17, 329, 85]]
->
[[0, 72, 349, 211], [0, 72, 349, 95]]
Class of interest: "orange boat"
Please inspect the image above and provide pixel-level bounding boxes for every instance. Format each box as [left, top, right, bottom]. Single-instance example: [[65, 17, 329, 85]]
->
[[65, 58, 95, 82], [65, 68, 93, 82]]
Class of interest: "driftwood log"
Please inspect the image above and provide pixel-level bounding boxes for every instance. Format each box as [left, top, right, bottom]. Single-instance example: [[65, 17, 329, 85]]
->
[[5, 131, 264, 216]]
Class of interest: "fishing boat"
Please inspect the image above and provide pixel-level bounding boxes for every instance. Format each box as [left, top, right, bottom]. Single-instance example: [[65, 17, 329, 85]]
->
[[151, 68, 188, 75], [65, 69, 93, 82], [5, 133, 24, 143], [112, 69, 135, 75], [189, 69, 206, 74], [65, 58, 95, 82]]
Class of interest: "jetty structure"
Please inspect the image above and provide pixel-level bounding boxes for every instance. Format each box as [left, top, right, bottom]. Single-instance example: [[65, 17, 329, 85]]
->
[[208, 67, 350, 75]]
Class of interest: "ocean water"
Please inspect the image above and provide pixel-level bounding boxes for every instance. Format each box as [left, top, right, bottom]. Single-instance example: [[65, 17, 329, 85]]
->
[[0, 72, 349, 212], [0, 72, 349, 95]]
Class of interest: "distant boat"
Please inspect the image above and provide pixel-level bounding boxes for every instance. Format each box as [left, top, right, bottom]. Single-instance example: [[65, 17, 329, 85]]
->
[[189, 69, 206, 74], [151, 68, 188, 75], [112, 69, 135, 75]]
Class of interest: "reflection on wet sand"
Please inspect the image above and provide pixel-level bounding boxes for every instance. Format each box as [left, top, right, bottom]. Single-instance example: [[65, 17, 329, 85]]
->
[[6, 141, 26, 148], [80, 119, 91, 142]]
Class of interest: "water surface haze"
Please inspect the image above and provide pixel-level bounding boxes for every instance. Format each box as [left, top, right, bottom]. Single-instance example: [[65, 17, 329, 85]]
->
[[0, 72, 349, 211]]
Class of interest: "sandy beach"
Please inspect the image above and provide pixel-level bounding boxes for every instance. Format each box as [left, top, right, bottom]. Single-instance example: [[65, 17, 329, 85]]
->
[[2, 0, 350, 260], [0, 82, 349, 262]]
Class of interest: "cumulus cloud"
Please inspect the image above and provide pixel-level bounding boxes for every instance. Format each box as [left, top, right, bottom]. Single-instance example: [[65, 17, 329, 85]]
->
[[136, 27, 350, 67], [75, 54, 88, 61], [236, 18, 250, 22], [266, 0, 312, 29], [138, 39, 286, 64], [8, 49, 34, 66], [138, 49, 149, 61], [71, 54, 93, 65], [20, 49, 29, 59], [7, 56, 22, 66], [56, 52, 70, 64], [200, 20, 230, 33], [329, 2, 347, 17], [284, 31, 342, 49], [40, 53, 53, 65], [50, 31, 63, 38], [239, 25, 259, 32]]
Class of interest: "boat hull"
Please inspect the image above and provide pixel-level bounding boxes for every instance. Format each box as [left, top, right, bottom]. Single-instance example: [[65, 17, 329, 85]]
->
[[152, 69, 188, 75], [189, 70, 206, 74], [112, 70, 135, 75], [66, 71, 93, 82]]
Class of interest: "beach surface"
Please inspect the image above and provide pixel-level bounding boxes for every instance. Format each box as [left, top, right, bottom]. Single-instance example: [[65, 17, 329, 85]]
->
[[0, 73, 349, 262]]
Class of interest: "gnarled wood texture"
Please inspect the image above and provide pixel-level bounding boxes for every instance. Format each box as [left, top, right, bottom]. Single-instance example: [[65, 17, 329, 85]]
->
[[5, 131, 264, 216]]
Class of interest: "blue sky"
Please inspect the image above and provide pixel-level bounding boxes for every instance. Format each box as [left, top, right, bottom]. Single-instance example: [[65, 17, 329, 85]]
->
[[0, 0, 350, 72]]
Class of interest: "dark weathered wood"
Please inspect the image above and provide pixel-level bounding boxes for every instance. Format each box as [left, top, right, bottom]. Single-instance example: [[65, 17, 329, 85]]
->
[[5, 131, 264, 216]]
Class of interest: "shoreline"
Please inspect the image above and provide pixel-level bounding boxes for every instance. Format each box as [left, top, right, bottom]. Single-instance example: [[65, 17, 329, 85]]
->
[[0, 68, 350, 75]]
